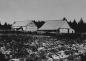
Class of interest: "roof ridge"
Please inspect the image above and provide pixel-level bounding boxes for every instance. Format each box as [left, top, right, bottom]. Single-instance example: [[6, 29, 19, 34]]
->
[[14, 20, 34, 22], [46, 20, 64, 22]]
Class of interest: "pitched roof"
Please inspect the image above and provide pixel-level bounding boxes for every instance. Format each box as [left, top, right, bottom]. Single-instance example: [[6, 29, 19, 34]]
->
[[39, 20, 71, 30], [12, 20, 35, 27]]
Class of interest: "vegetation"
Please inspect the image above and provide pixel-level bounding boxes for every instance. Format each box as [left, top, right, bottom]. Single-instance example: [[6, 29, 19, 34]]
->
[[0, 22, 12, 30], [67, 17, 86, 33]]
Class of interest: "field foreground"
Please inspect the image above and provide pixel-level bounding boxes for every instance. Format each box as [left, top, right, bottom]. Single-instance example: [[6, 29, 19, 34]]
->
[[0, 33, 86, 61]]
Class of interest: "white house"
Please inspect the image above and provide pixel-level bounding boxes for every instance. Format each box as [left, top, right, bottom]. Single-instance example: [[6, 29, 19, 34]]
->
[[12, 20, 37, 32], [9, 58, 26, 61], [38, 20, 75, 33]]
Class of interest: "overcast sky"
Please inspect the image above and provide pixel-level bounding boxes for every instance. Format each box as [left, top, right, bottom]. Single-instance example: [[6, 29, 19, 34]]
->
[[0, 0, 86, 24]]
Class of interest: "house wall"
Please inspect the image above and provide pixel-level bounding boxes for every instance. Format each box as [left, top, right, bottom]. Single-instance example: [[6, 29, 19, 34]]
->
[[59, 28, 68, 33], [23, 27, 26, 30], [12, 26, 20, 29], [12, 26, 37, 31], [59, 28, 75, 33], [25, 26, 37, 31], [69, 29, 75, 33]]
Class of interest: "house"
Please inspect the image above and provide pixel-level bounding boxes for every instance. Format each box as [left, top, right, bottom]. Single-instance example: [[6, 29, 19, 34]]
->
[[12, 20, 37, 32], [9, 58, 26, 61], [38, 20, 75, 33]]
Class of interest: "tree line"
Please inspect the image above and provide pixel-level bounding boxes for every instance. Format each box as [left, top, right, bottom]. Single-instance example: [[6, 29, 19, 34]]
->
[[0, 22, 12, 30], [67, 18, 86, 33]]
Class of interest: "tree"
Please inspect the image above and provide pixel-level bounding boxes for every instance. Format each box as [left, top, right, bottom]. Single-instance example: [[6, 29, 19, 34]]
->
[[70, 19, 78, 32], [33, 20, 45, 28], [7, 24, 12, 30], [4, 22, 8, 26], [3, 22, 8, 30], [0, 22, 12, 30], [78, 18, 84, 24], [68, 20, 72, 26], [78, 18, 85, 33]]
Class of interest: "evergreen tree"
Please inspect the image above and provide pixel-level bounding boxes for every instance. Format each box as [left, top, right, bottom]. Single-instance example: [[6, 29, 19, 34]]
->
[[33, 20, 45, 28], [1, 22, 12, 30], [78, 18, 85, 33], [3, 22, 8, 30], [4, 22, 8, 26], [7, 24, 12, 30], [71, 19, 78, 32], [68, 20, 72, 28]]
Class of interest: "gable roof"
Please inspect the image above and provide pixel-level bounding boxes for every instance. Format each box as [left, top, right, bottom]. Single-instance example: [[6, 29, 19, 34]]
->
[[38, 20, 71, 30], [12, 20, 35, 27]]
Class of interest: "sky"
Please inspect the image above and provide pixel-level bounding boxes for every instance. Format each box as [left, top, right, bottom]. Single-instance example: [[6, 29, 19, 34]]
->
[[0, 0, 86, 24]]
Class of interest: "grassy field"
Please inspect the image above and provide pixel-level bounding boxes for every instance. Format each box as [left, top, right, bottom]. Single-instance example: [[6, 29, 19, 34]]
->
[[0, 32, 86, 61]]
